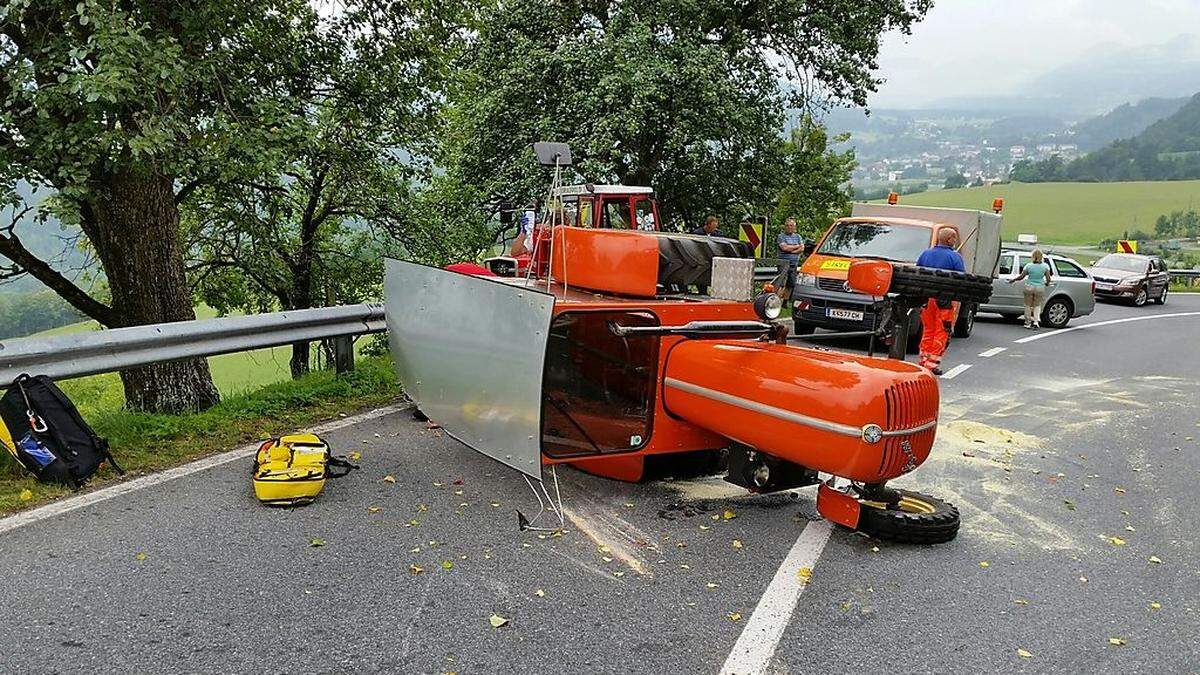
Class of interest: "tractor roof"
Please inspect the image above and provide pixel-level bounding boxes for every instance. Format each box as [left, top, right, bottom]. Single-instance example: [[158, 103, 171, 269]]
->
[[553, 184, 654, 198]]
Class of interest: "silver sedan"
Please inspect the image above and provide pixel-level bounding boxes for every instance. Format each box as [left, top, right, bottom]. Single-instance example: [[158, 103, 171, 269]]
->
[[980, 250, 1096, 328]]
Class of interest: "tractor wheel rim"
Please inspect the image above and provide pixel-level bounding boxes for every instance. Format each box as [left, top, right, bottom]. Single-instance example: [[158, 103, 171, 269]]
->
[[860, 494, 937, 514]]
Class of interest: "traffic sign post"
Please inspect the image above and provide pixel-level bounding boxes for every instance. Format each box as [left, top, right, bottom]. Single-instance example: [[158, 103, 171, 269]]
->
[[1117, 240, 1138, 254]]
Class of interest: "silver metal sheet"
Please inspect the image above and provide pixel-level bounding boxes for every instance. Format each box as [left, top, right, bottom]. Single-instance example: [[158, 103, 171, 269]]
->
[[384, 259, 554, 479], [710, 257, 755, 301]]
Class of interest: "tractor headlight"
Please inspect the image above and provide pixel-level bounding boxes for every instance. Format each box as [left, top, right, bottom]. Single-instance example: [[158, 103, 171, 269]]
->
[[753, 292, 783, 320], [797, 273, 817, 287], [861, 424, 883, 444]]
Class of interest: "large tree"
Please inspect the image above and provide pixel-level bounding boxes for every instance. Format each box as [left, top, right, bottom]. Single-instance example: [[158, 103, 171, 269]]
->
[[439, 0, 929, 229], [0, 1, 450, 412], [183, 4, 458, 379]]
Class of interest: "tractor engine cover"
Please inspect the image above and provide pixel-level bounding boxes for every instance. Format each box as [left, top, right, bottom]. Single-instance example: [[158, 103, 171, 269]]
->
[[662, 340, 939, 483]]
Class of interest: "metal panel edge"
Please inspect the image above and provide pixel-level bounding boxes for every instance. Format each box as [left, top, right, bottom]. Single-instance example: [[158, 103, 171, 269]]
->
[[383, 258, 554, 480]]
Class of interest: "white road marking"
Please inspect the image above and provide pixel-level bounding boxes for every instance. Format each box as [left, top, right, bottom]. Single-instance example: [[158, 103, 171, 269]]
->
[[978, 347, 1007, 358], [719, 519, 833, 675], [1014, 311, 1200, 344], [941, 364, 973, 380], [0, 403, 411, 537]]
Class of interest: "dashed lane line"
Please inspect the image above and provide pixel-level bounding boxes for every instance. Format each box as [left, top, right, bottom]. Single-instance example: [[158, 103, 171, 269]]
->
[[1013, 311, 1200, 344], [978, 347, 1007, 358], [0, 403, 411, 537], [941, 363, 973, 380], [719, 519, 834, 675]]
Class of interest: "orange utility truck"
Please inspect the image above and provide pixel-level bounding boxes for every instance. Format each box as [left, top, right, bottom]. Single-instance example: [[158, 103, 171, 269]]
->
[[791, 198, 1003, 344]]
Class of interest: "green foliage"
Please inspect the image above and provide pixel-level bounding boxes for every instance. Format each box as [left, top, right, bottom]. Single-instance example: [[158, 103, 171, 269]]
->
[[1154, 210, 1200, 238], [942, 173, 969, 189], [439, 0, 929, 230], [0, 290, 82, 338], [0, 356, 399, 511], [1013, 93, 1200, 183], [771, 121, 855, 240]]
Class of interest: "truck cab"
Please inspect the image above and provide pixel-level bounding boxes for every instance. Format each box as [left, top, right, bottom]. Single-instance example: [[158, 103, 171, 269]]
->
[[791, 201, 1002, 341]]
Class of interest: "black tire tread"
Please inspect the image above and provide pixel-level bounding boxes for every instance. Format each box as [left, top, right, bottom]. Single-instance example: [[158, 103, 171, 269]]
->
[[653, 233, 753, 288], [889, 265, 994, 305], [857, 489, 960, 544]]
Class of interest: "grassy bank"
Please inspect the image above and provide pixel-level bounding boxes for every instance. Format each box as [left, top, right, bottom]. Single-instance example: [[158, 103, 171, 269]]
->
[[881, 180, 1200, 245], [0, 356, 401, 514]]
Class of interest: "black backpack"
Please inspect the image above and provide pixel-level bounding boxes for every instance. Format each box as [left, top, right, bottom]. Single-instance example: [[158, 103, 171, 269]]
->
[[0, 374, 123, 488]]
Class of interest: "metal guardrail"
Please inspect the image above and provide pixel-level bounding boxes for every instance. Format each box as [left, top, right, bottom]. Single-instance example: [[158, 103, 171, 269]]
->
[[0, 303, 385, 387], [1169, 269, 1200, 278]]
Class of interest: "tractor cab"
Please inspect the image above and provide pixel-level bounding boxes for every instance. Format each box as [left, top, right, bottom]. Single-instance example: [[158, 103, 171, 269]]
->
[[485, 184, 663, 277], [553, 184, 660, 231]]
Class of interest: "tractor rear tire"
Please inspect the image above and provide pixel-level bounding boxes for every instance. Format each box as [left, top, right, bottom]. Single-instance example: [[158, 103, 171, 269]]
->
[[888, 265, 994, 305], [654, 233, 753, 290], [857, 489, 960, 544]]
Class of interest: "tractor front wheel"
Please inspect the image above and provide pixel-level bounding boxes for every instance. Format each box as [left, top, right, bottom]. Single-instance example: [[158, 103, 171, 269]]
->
[[857, 488, 960, 544]]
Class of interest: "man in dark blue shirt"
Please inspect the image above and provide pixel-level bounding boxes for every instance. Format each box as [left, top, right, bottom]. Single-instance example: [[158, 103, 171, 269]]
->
[[915, 228, 965, 375]]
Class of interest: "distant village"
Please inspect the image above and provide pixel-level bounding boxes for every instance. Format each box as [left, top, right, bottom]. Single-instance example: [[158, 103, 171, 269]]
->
[[854, 134, 1081, 188]]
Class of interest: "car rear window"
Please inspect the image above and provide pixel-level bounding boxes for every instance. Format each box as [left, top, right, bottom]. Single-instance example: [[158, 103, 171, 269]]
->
[[1054, 259, 1087, 278]]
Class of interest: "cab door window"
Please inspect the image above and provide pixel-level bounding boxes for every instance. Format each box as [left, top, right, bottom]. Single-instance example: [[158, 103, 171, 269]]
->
[[633, 198, 657, 231], [602, 199, 633, 230], [578, 198, 594, 227]]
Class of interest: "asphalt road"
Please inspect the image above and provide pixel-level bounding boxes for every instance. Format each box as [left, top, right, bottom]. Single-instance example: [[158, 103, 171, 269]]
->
[[2, 296, 1198, 674]]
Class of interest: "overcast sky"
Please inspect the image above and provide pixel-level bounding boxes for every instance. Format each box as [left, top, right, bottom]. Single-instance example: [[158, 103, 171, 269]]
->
[[870, 0, 1200, 107]]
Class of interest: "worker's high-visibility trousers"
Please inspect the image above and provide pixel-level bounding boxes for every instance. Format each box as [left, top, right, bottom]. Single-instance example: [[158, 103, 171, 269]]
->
[[918, 299, 959, 372]]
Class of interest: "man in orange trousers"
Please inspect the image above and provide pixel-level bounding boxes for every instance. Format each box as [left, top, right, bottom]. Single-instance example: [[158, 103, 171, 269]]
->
[[914, 228, 966, 376]]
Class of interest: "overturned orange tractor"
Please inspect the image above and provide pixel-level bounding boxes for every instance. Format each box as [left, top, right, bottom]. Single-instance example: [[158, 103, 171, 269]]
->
[[384, 145, 990, 544]]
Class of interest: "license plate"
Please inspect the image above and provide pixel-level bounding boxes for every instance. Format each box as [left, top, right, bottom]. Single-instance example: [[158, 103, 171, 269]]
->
[[827, 308, 864, 321], [1094, 283, 1112, 291]]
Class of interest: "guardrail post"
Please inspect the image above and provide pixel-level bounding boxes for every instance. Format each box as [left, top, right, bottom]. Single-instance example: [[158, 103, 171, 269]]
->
[[333, 336, 355, 375]]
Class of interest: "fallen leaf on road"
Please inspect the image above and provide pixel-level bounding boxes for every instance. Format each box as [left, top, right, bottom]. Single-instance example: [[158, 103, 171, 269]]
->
[[602, 556, 614, 563], [383, 475, 396, 484], [699, 525, 710, 531], [490, 502, 500, 508], [1114, 486, 1126, 494], [1107, 637, 1126, 646], [426, 421, 442, 430], [1149, 601, 1161, 610], [489, 614, 508, 628], [441, 560, 454, 570], [1106, 536, 1127, 546], [135, 552, 147, 561], [871, 546, 880, 553], [732, 539, 743, 550], [1017, 649, 1032, 659], [1125, 525, 1135, 532], [433, 481, 444, 487], [722, 509, 737, 520], [348, 451, 362, 461], [706, 582, 719, 589], [417, 504, 429, 512], [19, 489, 32, 501], [454, 489, 464, 496], [406, 519, 420, 527], [1014, 599, 1029, 605], [368, 506, 381, 513], [410, 546, 421, 553], [452, 477, 463, 485], [797, 567, 813, 584], [310, 538, 326, 547], [535, 589, 545, 598], [728, 612, 742, 622], [613, 571, 625, 578], [598, 545, 611, 554], [1063, 499, 1076, 510], [710, 514, 720, 521], [980, 561, 990, 568], [1148, 555, 1163, 564], [680, 564, 691, 570], [410, 565, 424, 574], [1079, 576, 1088, 583]]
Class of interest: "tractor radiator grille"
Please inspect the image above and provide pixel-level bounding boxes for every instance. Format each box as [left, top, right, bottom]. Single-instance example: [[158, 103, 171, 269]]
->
[[878, 378, 939, 478]]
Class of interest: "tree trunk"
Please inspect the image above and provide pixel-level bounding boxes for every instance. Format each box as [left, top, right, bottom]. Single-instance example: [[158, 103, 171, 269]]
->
[[289, 341, 310, 379], [87, 165, 221, 414]]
